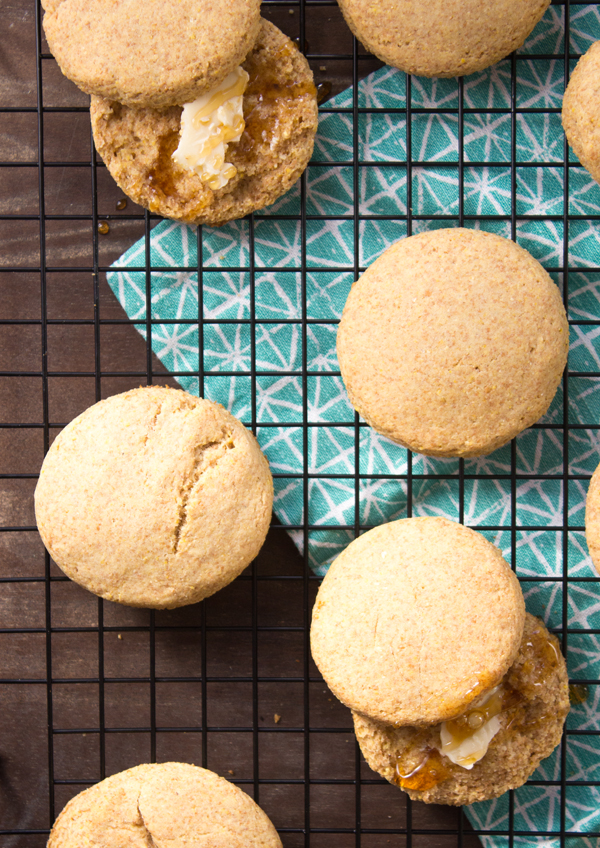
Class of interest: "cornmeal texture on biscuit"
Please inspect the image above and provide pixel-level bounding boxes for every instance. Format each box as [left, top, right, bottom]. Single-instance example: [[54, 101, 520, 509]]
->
[[354, 614, 569, 805], [336, 0, 550, 78], [34, 386, 273, 609], [585, 460, 600, 575], [562, 40, 600, 186], [337, 228, 568, 458], [47, 762, 282, 848], [42, 0, 261, 109], [90, 20, 318, 227], [310, 517, 525, 726]]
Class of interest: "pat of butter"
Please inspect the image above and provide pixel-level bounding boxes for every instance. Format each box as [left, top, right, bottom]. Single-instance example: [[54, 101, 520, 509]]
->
[[172, 66, 249, 191], [438, 685, 503, 770]]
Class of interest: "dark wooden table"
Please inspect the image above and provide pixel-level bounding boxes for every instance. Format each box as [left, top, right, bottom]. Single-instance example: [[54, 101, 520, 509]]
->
[[0, 3, 478, 845]]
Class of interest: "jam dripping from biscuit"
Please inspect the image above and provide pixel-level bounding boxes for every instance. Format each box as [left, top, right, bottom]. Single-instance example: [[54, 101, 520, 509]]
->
[[146, 126, 211, 218], [569, 683, 588, 705], [393, 624, 563, 793], [395, 745, 451, 792], [147, 129, 183, 209]]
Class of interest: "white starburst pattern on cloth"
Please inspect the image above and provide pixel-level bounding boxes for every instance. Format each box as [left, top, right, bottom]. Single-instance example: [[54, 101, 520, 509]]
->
[[107, 6, 600, 844]]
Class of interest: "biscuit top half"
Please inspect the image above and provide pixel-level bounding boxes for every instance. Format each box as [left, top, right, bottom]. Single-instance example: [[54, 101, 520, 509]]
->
[[34, 386, 273, 609], [310, 517, 525, 726], [337, 227, 568, 458], [42, 0, 261, 109], [336, 0, 550, 78], [47, 762, 282, 848]]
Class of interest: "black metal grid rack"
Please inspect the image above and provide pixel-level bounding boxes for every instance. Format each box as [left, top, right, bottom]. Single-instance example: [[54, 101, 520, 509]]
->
[[1, 1, 599, 846]]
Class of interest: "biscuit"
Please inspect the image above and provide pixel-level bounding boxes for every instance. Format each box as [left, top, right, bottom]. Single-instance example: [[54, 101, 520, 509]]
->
[[353, 613, 569, 805], [562, 41, 600, 186], [585, 459, 600, 574], [90, 20, 318, 227], [336, 0, 550, 78], [42, 0, 261, 109], [34, 386, 273, 609], [47, 762, 282, 848], [337, 228, 568, 458], [310, 517, 525, 726]]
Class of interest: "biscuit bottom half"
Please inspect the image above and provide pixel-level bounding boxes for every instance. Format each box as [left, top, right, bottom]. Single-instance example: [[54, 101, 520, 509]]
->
[[353, 614, 569, 806]]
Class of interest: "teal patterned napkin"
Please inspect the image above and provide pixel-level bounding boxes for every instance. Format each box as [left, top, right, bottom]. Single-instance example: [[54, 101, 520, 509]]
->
[[107, 5, 600, 844]]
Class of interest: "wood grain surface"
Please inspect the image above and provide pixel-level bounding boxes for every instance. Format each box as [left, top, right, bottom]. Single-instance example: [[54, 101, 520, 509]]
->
[[0, 2, 477, 845]]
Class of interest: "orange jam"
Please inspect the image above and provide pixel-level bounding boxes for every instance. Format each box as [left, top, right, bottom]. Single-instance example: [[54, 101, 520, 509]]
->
[[569, 683, 588, 705], [443, 685, 523, 745], [394, 623, 562, 792], [395, 747, 452, 792]]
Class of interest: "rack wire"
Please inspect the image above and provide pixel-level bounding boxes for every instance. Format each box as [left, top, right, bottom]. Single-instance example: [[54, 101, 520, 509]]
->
[[1, 0, 598, 846]]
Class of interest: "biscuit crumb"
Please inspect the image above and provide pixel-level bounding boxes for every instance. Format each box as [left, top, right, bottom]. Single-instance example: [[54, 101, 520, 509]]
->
[[228, 769, 235, 775], [274, 713, 281, 724], [117, 634, 122, 640], [319, 66, 327, 71]]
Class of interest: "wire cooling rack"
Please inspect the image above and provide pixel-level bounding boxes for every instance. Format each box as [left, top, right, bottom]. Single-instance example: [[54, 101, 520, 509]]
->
[[1, 0, 599, 846]]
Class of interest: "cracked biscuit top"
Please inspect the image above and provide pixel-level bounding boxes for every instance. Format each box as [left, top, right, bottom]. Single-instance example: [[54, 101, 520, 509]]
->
[[47, 762, 282, 848], [34, 386, 273, 609], [310, 517, 525, 726], [337, 228, 568, 458]]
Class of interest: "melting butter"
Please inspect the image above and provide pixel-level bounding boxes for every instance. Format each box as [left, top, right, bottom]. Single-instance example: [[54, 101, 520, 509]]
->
[[437, 685, 503, 770], [172, 67, 249, 190]]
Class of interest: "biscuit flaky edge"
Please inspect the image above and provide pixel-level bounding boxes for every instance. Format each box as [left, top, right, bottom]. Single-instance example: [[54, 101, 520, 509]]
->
[[585, 460, 600, 575], [562, 40, 600, 186]]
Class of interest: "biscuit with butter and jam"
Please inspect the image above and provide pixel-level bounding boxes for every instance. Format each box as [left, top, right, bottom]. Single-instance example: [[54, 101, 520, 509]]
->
[[310, 517, 569, 805], [90, 20, 318, 227]]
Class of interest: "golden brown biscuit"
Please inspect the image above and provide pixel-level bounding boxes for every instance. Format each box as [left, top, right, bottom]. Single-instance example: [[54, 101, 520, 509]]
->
[[336, 0, 550, 78], [34, 386, 273, 609], [42, 0, 261, 109], [310, 517, 525, 726], [47, 762, 282, 848], [337, 228, 568, 458], [90, 20, 318, 227], [353, 614, 569, 805], [585, 460, 600, 574], [562, 40, 600, 186]]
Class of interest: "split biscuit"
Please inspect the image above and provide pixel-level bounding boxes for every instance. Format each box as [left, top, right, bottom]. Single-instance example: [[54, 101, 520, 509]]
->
[[47, 762, 282, 848], [42, 0, 261, 109], [353, 613, 569, 805], [34, 386, 273, 609], [90, 20, 318, 227], [336, 0, 550, 78], [337, 228, 568, 458], [310, 517, 526, 727]]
